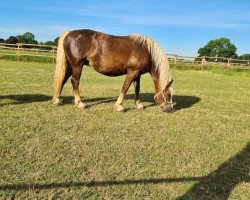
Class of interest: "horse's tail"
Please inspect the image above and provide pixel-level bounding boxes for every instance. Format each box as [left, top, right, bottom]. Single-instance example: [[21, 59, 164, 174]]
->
[[53, 31, 70, 101]]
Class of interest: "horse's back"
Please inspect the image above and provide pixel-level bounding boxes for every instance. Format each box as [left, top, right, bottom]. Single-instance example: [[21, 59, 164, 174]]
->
[[64, 29, 152, 76]]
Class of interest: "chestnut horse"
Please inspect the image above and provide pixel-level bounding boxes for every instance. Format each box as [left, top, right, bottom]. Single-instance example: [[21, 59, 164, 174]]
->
[[53, 29, 174, 112]]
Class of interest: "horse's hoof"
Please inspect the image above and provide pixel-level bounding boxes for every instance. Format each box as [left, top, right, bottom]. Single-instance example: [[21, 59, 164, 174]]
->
[[78, 102, 86, 109], [54, 99, 61, 106], [136, 103, 144, 110], [115, 105, 125, 112]]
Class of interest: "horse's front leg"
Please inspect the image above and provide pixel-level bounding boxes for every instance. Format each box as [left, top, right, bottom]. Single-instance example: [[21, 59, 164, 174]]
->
[[134, 75, 144, 110], [115, 70, 139, 112], [71, 66, 85, 109]]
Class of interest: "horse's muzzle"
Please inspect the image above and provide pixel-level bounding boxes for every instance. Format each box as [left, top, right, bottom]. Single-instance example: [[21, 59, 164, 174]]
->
[[161, 104, 174, 113]]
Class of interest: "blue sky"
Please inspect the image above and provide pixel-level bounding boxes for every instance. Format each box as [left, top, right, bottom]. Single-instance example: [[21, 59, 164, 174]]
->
[[0, 0, 249, 56]]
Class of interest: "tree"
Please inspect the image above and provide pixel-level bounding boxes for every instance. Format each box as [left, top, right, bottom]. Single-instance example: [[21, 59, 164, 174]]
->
[[44, 41, 55, 46], [5, 36, 18, 44], [198, 38, 237, 61], [54, 37, 59, 46], [40, 41, 56, 50], [16, 32, 38, 44], [16, 35, 27, 43], [0, 38, 5, 43], [238, 54, 250, 60], [23, 32, 35, 42]]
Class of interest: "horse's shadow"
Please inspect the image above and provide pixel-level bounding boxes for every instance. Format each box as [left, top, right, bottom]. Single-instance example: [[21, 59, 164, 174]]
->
[[0, 94, 51, 106], [61, 93, 201, 111], [0, 93, 201, 111]]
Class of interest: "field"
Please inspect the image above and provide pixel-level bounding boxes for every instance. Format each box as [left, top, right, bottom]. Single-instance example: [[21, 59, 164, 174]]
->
[[0, 61, 249, 199], [0, 48, 55, 63]]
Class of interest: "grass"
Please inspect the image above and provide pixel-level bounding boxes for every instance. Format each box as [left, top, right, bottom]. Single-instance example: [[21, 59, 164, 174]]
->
[[0, 61, 249, 199], [0, 49, 54, 63], [171, 63, 250, 78], [0, 54, 54, 63]]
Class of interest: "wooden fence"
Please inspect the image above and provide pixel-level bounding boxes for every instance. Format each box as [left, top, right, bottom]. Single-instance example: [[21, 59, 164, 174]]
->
[[0, 43, 57, 63], [167, 54, 250, 67], [0, 43, 250, 67]]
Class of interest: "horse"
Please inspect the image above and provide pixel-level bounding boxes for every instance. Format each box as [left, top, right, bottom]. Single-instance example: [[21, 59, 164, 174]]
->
[[53, 29, 174, 112]]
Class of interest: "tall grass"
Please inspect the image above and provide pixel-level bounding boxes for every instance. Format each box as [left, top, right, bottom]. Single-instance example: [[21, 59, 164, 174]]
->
[[0, 54, 54, 63], [171, 63, 250, 77], [0, 61, 249, 199], [0, 49, 54, 63]]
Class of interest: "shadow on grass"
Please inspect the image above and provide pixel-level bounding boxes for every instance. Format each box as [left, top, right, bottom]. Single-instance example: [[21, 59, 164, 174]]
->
[[1, 143, 249, 200], [0, 93, 199, 110], [0, 93, 200, 111], [176, 142, 250, 200], [0, 94, 51, 106], [172, 95, 201, 111]]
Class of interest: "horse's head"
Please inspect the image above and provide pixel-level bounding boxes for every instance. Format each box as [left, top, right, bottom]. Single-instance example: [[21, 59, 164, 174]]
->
[[154, 79, 174, 113]]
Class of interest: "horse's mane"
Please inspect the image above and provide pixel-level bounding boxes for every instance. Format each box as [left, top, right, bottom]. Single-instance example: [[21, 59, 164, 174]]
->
[[129, 34, 171, 90]]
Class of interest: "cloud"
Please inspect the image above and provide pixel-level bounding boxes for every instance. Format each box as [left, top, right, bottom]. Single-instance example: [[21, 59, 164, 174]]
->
[[70, 2, 249, 29], [16, 1, 247, 29], [0, 0, 249, 43], [86, 12, 244, 29]]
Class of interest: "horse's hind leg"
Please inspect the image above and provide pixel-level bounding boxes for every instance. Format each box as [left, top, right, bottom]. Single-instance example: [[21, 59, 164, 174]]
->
[[115, 70, 139, 112], [134, 75, 144, 110], [71, 66, 85, 109]]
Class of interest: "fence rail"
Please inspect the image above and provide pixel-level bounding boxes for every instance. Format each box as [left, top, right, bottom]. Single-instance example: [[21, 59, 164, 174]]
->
[[0, 43, 250, 67], [0, 43, 57, 63], [167, 54, 250, 67]]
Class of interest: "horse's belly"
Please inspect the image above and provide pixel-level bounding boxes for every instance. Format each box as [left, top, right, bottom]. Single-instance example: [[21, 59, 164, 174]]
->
[[90, 64, 127, 76], [88, 53, 148, 76], [100, 71, 127, 77]]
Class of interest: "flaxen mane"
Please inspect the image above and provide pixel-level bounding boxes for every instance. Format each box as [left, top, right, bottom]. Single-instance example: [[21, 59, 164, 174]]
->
[[129, 34, 171, 90]]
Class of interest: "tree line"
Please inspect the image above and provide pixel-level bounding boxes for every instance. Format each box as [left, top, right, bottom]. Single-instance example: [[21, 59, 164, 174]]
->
[[0, 32, 59, 47], [197, 37, 250, 61], [0, 32, 249, 60]]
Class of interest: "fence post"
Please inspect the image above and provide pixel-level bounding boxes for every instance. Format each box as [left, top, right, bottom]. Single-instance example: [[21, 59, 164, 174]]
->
[[201, 56, 206, 65], [16, 43, 21, 61], [227, 58, 231, 67], [52, 48, 55, 64], [174, 55, 177, 65]]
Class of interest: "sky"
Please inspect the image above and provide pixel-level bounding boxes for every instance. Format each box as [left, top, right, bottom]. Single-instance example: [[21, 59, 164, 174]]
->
[[0, 0, 249, 56]]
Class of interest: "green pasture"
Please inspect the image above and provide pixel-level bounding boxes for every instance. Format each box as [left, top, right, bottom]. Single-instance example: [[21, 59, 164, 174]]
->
[[171, 63, 250, 78], [0, 49, 54, 63], [0, 61, 249, 199]]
